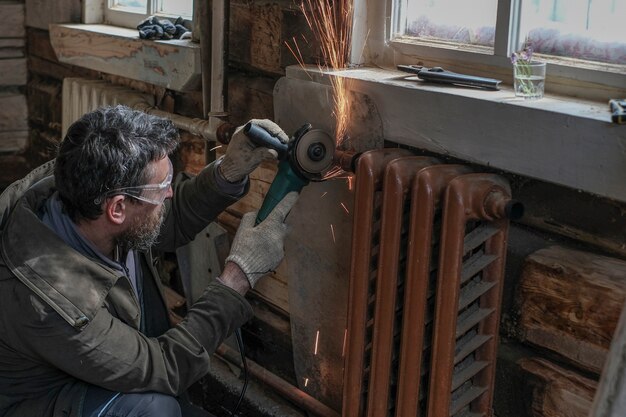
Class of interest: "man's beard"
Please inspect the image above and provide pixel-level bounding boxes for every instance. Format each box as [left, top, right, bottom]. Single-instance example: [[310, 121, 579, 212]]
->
[[116, 205, 166, 251]]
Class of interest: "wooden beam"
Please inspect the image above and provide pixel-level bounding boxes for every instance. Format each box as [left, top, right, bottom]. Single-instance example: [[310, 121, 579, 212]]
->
[[590, 298, 626, 417], [518, 357, 596, 417], [27, 28, 58, 62], [49, 24, 201, 92], [0, 154, 31, 189], [3, 2, 25, 38], [517, 246, 626, 374], [0, 131, 28, 153], [0, 93, 27, 131], [0, 59, 26, 86], [25, 0, 80, 31]]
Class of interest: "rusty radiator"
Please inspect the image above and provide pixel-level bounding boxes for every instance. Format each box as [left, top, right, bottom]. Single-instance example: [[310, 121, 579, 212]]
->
[[342, 149, 522, 417]]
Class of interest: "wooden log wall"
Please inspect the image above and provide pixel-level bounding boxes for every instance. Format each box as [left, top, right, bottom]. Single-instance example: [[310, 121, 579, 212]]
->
[[0, 0, 29, 186]]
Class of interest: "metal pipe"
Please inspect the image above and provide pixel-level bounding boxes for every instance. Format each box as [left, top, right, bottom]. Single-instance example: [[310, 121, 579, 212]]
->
[[132, 102, 235, 143], [215, 344, 340, 417], [198, 0, 212, 119]]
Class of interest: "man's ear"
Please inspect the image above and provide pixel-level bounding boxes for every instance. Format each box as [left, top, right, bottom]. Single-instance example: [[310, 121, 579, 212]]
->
[[106, 195, 127, 225]]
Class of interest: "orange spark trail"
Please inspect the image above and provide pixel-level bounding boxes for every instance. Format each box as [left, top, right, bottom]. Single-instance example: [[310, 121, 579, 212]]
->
[[304, 378, 309, 387], [342, 328, 348, 357], [330, 224, 336, 243], [340, 202, 349, 214], [285, 0, 354, 148], [209, 145, 222, 152], [314, 330, 320, 355]]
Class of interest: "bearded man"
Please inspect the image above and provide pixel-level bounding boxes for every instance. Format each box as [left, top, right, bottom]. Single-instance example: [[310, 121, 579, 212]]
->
[[0, 105, 298, 417]]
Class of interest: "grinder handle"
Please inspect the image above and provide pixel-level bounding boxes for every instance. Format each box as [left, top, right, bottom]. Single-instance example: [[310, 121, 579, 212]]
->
[[256, 160, 308, 225], [243, 122, 289, 160]]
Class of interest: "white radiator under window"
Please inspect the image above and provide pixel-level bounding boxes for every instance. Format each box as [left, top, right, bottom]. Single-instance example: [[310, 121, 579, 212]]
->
[[61, 78, 155, 137]]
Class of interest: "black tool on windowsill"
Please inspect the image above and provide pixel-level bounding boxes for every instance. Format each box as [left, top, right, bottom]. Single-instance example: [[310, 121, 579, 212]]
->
[[397, 64, 502, 91]]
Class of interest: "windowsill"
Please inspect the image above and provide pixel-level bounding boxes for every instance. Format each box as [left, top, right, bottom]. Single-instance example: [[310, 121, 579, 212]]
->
[[49, 24, 201, 91], [274, 65, 626, 203]]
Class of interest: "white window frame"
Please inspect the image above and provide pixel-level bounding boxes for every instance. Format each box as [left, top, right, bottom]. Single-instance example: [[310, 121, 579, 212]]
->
[[104, 0, 193, 29], [351, 0, 626, 100]]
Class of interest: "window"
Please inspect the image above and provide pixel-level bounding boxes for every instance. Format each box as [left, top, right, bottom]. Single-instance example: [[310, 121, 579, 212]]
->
[[355, 0, 626, 99], [105, 0, 193, 29]]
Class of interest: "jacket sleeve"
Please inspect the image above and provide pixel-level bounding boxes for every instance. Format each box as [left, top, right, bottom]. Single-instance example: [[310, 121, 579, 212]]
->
[[13, 280, 253, 395], [154, 160, 249, 252]]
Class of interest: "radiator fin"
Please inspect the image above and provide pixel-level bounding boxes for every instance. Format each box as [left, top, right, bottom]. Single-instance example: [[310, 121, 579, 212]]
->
[[344, 154, 514, 417], [62, 78, 154, 137]]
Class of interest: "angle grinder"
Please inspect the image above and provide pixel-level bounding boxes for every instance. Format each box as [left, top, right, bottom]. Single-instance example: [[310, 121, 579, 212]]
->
[[243, 122, 335, 224]]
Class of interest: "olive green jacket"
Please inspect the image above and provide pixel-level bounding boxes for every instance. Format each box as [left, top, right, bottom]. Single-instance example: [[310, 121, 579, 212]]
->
[[0, 160, 253, 417]]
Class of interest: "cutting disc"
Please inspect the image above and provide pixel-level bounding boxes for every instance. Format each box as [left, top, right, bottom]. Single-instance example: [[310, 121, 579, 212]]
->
[[294, 129, 335, 177]]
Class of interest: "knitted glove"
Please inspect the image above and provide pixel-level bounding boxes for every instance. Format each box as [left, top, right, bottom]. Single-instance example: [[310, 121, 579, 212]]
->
[[225, 192, 299, 288], [219, 119, 289, 183]]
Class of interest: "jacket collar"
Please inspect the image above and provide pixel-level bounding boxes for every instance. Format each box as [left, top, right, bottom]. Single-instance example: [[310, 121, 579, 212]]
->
[[0, 174, 125, 329]]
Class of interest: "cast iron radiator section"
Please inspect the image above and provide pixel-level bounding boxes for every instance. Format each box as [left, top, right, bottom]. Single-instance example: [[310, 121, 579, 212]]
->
[[342, 149, 522, 417]]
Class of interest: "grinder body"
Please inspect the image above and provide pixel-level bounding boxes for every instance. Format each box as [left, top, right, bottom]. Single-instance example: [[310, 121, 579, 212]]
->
[[242, 122, 334, 224]]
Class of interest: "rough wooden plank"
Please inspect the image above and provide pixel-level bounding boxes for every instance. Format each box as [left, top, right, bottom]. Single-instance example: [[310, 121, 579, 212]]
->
[[517, 246, 626, 374], [0, 58, 26, 86], [0, 39, 25, 48], [230, 3, 284, 74], [518, 357, 596, 417], [0, 48, 24, 59], [249, 4, 282, 73], [28, 55, 99, 81], [0, 38, 25, 59], [27, 78, 62, 131], [590, 296, 626, 417], [0, 131, 28, 153], [178, 131, 206, 175], [49, 24, 201, 92], [0, 154, 31, 190], [252, 267, 290, 315], [27, 27, 58, 62], [228, 72, 276, 126], [513, 180, 626, 259], [3, 3, 25, 38], [0, 93, 27, 131], [25, 0, 81, 30]]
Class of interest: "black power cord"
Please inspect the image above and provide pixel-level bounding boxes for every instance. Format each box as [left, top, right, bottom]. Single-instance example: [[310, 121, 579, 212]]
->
[[230, 328, 249, 416]]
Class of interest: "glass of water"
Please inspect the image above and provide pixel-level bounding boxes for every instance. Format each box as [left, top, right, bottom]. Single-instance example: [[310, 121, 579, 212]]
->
[[513, 61, 546, 100]]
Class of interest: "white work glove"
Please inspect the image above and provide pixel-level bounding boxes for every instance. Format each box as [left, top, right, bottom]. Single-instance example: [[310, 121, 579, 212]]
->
[[219, 119, 289, 183], [225, 192, 299, 288]]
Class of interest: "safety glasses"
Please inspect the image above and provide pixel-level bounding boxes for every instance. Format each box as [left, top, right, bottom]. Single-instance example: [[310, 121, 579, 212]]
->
[[97, 161, 173, 206]]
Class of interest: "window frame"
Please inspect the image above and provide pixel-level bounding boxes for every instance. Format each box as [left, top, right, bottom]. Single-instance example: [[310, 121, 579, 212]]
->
[[104, 0, 193, 29], [351, 0, 626, 100]]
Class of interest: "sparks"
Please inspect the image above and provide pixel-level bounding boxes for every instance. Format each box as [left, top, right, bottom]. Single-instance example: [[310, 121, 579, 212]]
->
[[340, 202, 349, 214], [330, 224, 336, 243], [314, 330, 320, 355], [285, 0, 354, 148], [342, 328, 348, 357], [321, 191, 328, 198], [347, 176, 353, 190], [304, 377, 309, 387], [209, 145, 222, 152]]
